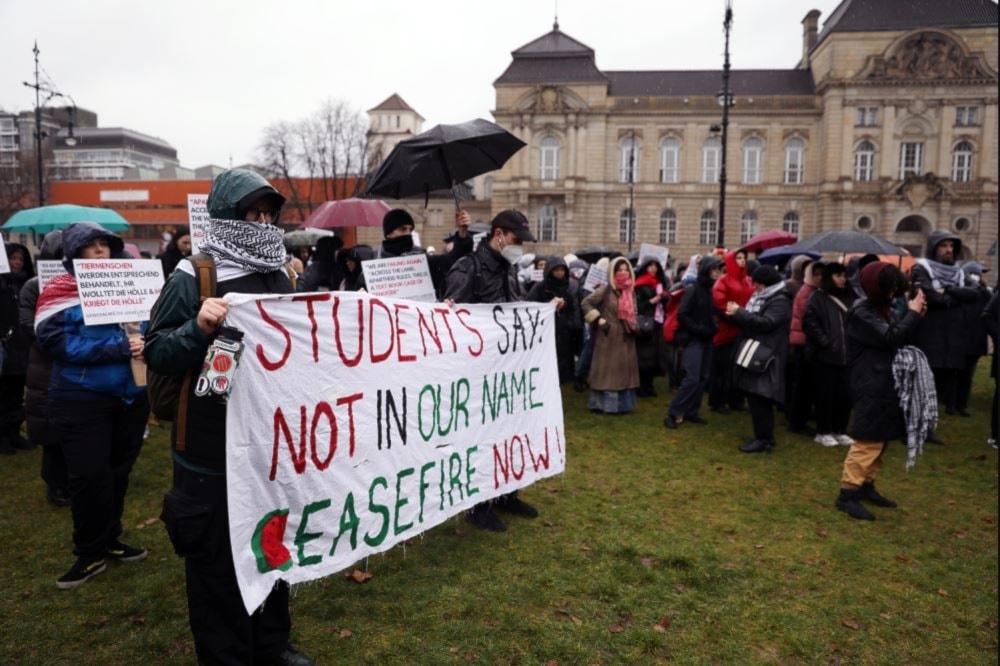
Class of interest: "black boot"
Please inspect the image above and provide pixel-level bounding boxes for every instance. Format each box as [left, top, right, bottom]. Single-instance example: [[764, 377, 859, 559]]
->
[[860, 481, 897, 508], [738, 439, 773, 454], [836, 488, 875, 521], [495, 492, 538, 518], [466, 503, 506, 532]]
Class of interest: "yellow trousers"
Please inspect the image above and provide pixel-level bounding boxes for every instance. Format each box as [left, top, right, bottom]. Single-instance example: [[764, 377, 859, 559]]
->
[[840, 440, 887, 488]]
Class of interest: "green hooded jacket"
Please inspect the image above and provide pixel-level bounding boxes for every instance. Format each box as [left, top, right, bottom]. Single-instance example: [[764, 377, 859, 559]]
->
[[206, 169, 285, 221]]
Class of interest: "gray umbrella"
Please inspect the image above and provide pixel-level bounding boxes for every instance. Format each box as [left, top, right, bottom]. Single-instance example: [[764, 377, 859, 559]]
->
[[781, 231, 906, 256]]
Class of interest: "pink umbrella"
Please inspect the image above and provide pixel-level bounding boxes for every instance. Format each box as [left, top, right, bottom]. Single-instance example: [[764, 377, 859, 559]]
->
[[742, 230, 798, 254], [123, 243, 142, 259], [300, 198, 391, 230]]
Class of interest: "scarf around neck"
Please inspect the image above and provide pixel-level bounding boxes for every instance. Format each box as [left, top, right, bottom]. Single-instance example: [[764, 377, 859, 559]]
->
[[745, 281, 786, 313], [916, 258, 965, 290], [199, 218, 287, 274], [614, 273, 637, 330]]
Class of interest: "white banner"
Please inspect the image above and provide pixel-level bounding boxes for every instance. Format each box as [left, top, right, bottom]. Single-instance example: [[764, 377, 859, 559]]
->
[[361, 255, 436, 302], [638, 243, 669, 269], [187, 194, 211, 255], [0, 249, 9, 275], [73, 259, 165, 325], [224, 292, 566, 612], [37, 260, 68, 291]]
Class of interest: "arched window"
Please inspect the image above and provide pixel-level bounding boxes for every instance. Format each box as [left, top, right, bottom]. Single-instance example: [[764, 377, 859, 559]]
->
[[854, 140, 876, 182], [659, 209, 677, 244], [660, 137, 681, 183], [784, 138, 805, 184], [537, 205, 558, 241], [539, 136, 560, 180], [702, 138, 721, 183], [619, 208, 636, 243], [699, 210, 718, 246], [899, 141, 924, 178], [742, 137, 763, 184], [952, 141, 974, 182], [782, 212, 800, 236], [739, 211, 759, 245], [619, 135, 640, 183]]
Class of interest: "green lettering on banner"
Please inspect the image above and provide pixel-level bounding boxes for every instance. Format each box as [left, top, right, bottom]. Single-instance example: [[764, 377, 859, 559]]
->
[[465, 445, 479, 498], [418, 460, 436, 522], [438, 458, 446, 511], [511, 370, 527, 411], [529, 367, 544, 408], [394, 467, 415, 535], [447, 452, 464, 506], [417, 384, 435, 442], [454, 378, 471, 430], [364, 477, 390, 547], [329, 492, 360, 556], [295, 498, 331, 567]]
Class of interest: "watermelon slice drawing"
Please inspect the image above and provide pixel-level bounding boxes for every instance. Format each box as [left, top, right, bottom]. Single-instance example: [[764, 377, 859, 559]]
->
[[251, 508, 293, 573]]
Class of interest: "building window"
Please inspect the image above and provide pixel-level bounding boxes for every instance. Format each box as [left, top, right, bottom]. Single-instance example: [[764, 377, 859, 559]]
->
[[659, 209, 677, 244], [0, 118, 16, 132], [899, 142, 923, 178], [742, 137, 763, 184], [539, 136, 560, 180], [619, 208, 636, 243], [856, 107, 878, 127], [955, 106, 979, 126], [0, 136, 15, 150], [396, 115, 400, 128], [739, 211, 759, 245], [619, 135, 640, 183], [660, 137, 680, 183], [782, 212, 800, 236], [699, 211, 718, 246], [952, 217, 972, 233], [854, 140, 876, 181], [855, 215, 874, 231], [483, 175, 494, 199], [537, 205, 558, 241], [702, 138, 721, 183], [951, 141, 973, 182], [784, 138, 805, 184]]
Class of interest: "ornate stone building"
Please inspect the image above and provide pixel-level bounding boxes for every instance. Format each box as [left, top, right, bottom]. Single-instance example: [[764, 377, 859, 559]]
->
[[488, 0, 998, 261]]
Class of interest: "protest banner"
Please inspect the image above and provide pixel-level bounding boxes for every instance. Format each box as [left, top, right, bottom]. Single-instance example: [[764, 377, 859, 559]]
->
[[638, 243, 669, 269], [187, 194, 211, 254], [361, 255, 436, 302], [530, 268, 544, 283], [0, 250, 9, 275], [37, 260, 67, 291], [582, 264, 608, 292], [224, 292, 566, 612], [73, 259, 165, 326]]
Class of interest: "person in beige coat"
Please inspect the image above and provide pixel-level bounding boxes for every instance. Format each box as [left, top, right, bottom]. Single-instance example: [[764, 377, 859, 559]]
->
[[581, 256, 640, 414]]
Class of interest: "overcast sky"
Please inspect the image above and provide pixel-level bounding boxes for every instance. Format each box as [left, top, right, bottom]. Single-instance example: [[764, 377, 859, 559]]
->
[[1, 0, 844, 169]]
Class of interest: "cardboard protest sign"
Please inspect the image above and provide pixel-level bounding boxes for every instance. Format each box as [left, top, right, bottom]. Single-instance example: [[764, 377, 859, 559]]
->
[[72, 259, 165, 326], [224, 292, 566, 612], [361, 255, 436, 303], [582, 264, 608, 292], [37, 260, 67, 291], [638, 243, 669, 269], [187, 194, 211, 255]]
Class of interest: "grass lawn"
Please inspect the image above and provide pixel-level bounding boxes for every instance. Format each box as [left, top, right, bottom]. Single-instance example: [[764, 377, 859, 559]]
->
[[1, 362, 996, 665]]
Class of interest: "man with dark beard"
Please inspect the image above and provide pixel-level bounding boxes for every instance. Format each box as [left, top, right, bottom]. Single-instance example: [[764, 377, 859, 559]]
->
[[910, 231, 980, 430]]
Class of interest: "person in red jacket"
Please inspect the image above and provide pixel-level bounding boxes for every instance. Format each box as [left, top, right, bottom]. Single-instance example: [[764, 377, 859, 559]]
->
[[709, 248, 753, 413]]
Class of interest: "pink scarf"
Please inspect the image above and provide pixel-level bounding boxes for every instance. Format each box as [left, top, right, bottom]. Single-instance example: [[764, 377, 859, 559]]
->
[[615, 273, 637, 330]]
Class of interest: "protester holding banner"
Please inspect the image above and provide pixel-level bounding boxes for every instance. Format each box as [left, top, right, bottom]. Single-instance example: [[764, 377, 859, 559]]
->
[[157, 226, 192, 277], [581, 256, 640, 415], [144, 169, 314, 666], [445, 209, 541, 533], [35, 222, 149, 589], [19, 231, 70, 504], [527, 256, 582, 383], [0, 242, 36, 454]]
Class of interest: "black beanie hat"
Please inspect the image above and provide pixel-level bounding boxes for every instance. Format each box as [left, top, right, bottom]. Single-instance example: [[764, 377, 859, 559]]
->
[[383, 209, 414, 237], [751, 265, 782, 287], [822, 261, 847, 280]]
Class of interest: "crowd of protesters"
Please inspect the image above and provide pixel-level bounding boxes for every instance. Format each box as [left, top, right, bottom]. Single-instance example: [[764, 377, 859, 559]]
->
[[1, 165, 996, 664]]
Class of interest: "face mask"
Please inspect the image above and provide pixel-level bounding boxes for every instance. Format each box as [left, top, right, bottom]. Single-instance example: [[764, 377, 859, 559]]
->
[[383, 234, 414, 255], [969, 273, 981, 284]]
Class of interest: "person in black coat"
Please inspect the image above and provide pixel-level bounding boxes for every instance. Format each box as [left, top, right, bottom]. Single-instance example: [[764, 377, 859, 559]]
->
[[955, 261, 991, 416], [0, 242, 36, 454], [335, 245, 374, 292], [983, 287, 999, 449], [527, 256, 582, 383], [298, 235, 343, 292], [835, 262, 925, 521], [803, 262, 855, 446], [633, 258, 669, 397], [726, 265, 792, 453], [664, 258, 720, 429], [156, 226, 192, 278]]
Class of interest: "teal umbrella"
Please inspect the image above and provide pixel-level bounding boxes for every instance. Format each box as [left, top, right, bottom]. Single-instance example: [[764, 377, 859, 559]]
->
[[2, 204, 130, 234]]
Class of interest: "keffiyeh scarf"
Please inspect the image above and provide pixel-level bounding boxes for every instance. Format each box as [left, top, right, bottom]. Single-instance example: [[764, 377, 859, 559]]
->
[[745, 281, 787, 314], [199, 218, 287, 273], [916, 258, 965, 290], [892, 345, 938, 470]]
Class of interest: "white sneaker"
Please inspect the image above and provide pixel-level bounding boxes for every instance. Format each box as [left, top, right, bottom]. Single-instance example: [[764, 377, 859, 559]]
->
[[814, 433, 839, 447], [834, 434, 855, 446]]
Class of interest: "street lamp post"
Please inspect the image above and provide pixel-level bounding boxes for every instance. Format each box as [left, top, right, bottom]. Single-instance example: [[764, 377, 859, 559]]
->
[[627, 129, 636, 253], [22, 42, 75, 208], [717, 0, 734, 250]]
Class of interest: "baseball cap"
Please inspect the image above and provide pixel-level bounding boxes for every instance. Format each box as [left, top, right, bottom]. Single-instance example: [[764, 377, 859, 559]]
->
[[490, 209, 536, 242]]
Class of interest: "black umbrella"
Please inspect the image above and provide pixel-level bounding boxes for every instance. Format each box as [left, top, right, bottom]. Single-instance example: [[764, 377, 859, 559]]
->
[[574, 246, 623, 263], [781, 231, 906, 256], [363, 119, 525, 207]]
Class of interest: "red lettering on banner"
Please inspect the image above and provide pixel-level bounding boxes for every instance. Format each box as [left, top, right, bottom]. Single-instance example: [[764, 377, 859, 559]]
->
[[293, 293, 331, 363], [369, 298, 395, 363], [270, 396, 364, 480], [310, 401, 336, 470], [271, 406, 307, 481], [256, 300, 292, 371], [432, 307, 459, 352], [454, 308, 483, 357], [417, 309, 442, 356], [333, 297, 364, 367], [336, 392, 363, 457], [491, 433, 528, 489], [393, 303, 416, 362]]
